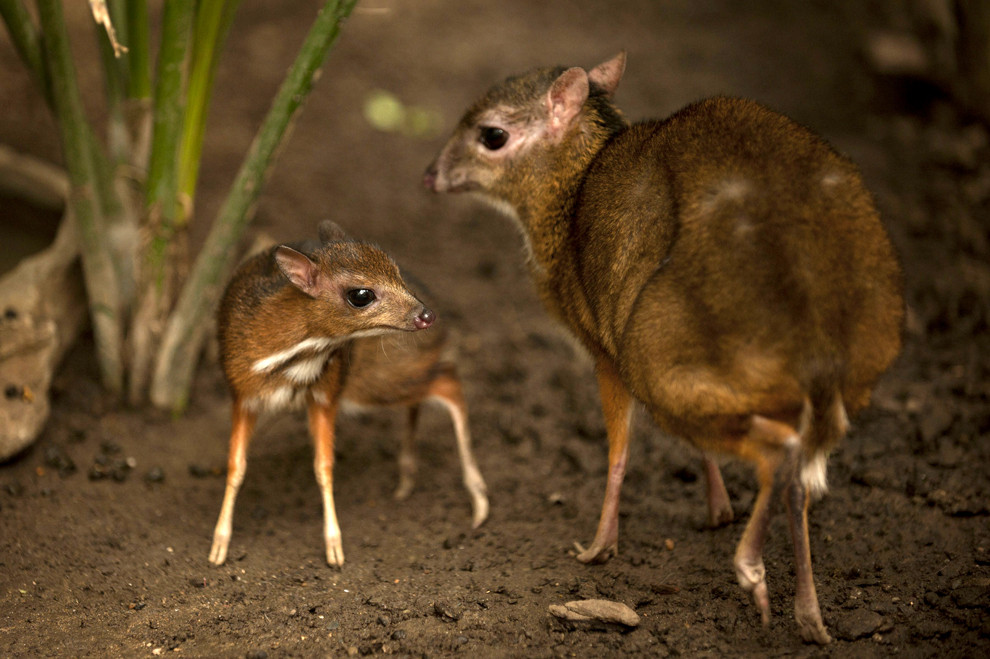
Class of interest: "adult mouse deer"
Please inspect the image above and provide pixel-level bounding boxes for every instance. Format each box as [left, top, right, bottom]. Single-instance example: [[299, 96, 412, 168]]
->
[[424, 53, 902, 643], [210, 221, 488, 568]]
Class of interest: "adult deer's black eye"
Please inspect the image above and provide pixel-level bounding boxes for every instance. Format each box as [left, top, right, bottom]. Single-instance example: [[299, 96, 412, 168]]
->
[[346, 288, 376, 308], [479, 126, 508, 150]]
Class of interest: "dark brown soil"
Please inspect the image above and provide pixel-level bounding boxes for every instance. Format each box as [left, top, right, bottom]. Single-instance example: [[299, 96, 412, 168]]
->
[[2, 1, 988, 656]]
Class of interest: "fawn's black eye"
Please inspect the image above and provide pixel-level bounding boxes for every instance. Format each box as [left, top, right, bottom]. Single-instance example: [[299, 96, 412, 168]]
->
[[346, 288, 376, 308], [479, 126, 508, 150]]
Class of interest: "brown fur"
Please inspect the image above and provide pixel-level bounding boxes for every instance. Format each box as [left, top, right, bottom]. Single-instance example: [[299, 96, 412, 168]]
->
[[217, 236, 430, 405], [209, 221, 488, 569], [425, 53, 903, 643]]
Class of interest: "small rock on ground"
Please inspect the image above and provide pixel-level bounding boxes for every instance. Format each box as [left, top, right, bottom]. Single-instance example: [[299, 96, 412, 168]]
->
[[834, 609, 884, 640], [549, 599, 640, 627]]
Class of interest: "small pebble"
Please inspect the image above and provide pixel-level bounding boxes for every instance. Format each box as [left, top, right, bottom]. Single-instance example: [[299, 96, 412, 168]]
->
[[88, 465, 109, 481], [189, 464, 217, 478], [44, 445, 77, 477], [100, 441, 122, 455], [433, 599, 463, 622]]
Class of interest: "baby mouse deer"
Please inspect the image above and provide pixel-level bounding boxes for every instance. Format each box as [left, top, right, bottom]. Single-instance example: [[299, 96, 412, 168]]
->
[[210, 220, 488, 568], [425, 53, 902, 643]]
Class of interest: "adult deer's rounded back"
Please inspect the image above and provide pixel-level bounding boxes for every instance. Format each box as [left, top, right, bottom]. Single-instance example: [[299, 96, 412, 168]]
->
[[425, 52, 903, 644]]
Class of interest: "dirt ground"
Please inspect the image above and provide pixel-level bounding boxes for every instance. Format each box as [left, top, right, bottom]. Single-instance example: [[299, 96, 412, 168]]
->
[[2, 1, 988, 656]]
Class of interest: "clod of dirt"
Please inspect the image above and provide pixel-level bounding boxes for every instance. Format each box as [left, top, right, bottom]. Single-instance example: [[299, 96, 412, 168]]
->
[[43, 444, 76, 477], [650, 583, 680, 595], [87, 442, 136, 482], [188, 463, 223, 478], [918, 406, 956, 444], [443, 532, 466, 549], [433, 598, 463, 622], [548, 599, 640, 627], [951, 584, 990, 609], [833, 609, 884, 640]]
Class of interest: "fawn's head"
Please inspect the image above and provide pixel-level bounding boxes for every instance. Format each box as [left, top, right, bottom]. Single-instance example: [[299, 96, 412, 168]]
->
[[274, 220, 435, 336]]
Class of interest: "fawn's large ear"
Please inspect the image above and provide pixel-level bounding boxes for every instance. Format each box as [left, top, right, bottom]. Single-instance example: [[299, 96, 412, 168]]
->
[[274, 246, 321, 297], [318, 220, 349, 244], [588, 51, 626, 98], [546, 67, 589, 138]]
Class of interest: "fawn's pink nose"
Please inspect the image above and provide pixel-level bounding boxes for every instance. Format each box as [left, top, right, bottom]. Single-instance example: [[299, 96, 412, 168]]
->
[[414, 307, 435, 330]]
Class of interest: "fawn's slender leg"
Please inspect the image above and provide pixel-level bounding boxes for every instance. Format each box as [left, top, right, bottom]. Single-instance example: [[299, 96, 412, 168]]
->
[[703, 452, 734, 526], [427, 370, 489, 528], [210, 400, 257, 565], [787, 458, 832, 644], [394, 404, 420, 501], [309, 395, 344, 567], [576, 357, 633, 564]]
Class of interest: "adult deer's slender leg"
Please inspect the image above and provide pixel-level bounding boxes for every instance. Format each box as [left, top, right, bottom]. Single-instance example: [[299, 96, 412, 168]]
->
[[576, 357, 633, 564]]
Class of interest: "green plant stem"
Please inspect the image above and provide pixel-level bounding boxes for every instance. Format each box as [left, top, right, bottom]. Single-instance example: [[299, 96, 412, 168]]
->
[[36, 0, 124, 393], [128, 0, 195, 404], [150, 0, 359, 412], [95, 0, 128, 163], [107, 0, 128, 60], [0, 0, 52, 104], [85, 5, 132, 294], [178, 0, 242, 224], [145, 0, 193, 227], [125, 0, 150, 100], [122, 0, 151, 168]]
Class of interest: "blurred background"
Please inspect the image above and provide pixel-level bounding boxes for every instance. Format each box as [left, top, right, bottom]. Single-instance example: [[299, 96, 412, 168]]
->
[[1, 1, 987, 656]]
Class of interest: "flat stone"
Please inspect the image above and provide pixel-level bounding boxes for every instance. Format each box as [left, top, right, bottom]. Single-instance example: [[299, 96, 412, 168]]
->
[[549, 599, 640, 627]]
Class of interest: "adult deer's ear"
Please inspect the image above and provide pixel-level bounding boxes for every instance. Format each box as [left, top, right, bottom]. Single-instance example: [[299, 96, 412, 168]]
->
[[318, 220, 349, 244], [546, 67, 589, 139], [588, 51, 626, 98]]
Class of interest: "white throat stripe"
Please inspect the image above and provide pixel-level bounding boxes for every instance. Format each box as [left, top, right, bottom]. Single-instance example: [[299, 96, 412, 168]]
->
[[251, 337, 339, 374]]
